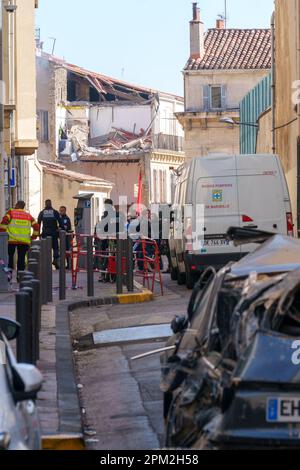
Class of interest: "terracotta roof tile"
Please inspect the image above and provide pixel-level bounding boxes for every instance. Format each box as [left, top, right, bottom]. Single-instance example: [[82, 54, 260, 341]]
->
[[186, 28, 271, 71]]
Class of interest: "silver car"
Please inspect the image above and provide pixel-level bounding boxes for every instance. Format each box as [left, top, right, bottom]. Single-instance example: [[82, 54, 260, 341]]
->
[[0, 317, 43, 450]]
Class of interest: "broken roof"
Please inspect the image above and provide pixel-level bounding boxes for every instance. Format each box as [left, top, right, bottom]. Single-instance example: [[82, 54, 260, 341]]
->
[[38, 51, 184, 103], [185, 28, 271, 71], [40, 160, 114, 187]]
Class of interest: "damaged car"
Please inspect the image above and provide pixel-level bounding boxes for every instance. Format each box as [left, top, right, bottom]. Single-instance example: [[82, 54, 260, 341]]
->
[[161, 230, 300, 449]]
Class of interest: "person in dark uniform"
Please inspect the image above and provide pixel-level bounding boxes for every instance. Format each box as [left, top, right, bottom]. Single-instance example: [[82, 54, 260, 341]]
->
[[59, 206, 72, 269], [38, 200, 64, 269]]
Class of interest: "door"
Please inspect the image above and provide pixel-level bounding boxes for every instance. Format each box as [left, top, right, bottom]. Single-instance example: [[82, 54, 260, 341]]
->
[[237, 154, 288, 253]]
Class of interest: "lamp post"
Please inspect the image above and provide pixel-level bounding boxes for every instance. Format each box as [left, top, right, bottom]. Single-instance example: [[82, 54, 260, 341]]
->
[[219, 116, 259, 128]]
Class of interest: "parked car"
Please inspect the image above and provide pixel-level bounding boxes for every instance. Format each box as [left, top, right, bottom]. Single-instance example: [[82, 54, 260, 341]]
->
[[169, 154, 293, 288], [0, 317, 43, 450], [161, 230, 300, 449]]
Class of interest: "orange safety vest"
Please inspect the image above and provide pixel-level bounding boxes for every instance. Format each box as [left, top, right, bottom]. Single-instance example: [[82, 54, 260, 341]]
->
[[0, 209, 39, 245]]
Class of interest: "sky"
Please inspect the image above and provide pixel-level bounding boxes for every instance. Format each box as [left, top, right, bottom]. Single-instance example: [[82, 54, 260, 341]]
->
[[36, 0, 275, 96]]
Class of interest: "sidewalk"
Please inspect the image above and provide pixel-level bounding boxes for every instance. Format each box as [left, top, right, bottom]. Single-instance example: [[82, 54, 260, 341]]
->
[[0, 270, 153, 446]]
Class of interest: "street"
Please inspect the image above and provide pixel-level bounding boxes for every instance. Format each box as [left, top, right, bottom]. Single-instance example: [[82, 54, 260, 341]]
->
[[70, 276, 189, 450]]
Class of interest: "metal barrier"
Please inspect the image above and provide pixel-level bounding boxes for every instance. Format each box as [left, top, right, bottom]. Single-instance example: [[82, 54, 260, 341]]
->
[[63, 234, 164, 296]]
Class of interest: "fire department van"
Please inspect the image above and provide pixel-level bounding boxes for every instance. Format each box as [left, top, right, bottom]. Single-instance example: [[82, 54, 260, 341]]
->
[[169, 154, 294, 288]]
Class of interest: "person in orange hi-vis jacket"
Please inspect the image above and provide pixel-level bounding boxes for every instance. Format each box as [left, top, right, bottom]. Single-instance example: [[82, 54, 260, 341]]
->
[[0, 200, 39, 279]]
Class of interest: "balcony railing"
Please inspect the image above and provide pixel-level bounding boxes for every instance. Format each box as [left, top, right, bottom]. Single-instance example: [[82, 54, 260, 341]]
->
[[153, 134, 184, 152]]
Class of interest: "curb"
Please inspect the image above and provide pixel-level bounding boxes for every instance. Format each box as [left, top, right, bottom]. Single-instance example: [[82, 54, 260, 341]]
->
[[53, 286, 153, 448], [42, 434, 85, 451]]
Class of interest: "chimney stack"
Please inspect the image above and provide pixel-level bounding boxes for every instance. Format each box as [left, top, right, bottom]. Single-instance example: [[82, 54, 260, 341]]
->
[[216, 18, 225, 29], [190, 3, 205, 60]]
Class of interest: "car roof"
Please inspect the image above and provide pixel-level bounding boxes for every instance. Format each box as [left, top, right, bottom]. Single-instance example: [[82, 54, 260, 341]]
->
[[230, 235, 300, 277]]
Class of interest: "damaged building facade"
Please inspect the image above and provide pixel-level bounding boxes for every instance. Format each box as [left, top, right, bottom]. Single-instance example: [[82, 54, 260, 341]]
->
[[36, 51, 185, 212]]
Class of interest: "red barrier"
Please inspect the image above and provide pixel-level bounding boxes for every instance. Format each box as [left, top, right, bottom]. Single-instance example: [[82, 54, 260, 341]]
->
[[65, 234, 164, 295]]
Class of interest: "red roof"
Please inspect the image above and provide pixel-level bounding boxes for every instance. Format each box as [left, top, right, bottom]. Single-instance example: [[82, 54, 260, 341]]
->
[[185, 28, 271, 71]]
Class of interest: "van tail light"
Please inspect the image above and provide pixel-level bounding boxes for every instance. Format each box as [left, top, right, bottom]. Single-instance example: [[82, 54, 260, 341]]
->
[[242, 215, 254, 223], [286, 212, 294, 237]]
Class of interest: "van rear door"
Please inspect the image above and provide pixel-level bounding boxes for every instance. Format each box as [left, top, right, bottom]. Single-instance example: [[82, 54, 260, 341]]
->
[[194, 156, 241, 256], [236, 155, 288, 253]]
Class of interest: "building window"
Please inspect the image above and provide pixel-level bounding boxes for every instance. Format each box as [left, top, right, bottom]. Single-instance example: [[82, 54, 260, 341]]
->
[[159, 170, 167, 203], [37, 110, 49, 142], [210, 86, 222, 109], [153, 169, 158, 202], [203, 85, 227, 111]]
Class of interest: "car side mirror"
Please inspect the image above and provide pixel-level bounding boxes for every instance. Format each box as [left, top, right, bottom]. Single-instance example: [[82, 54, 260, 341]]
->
[[0, 317, 20, 341], [12, 363, 43, 402]]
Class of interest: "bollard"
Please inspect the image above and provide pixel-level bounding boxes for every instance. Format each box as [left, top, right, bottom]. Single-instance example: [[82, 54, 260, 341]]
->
[[59, 231, 66, 301], [126, 238, 134, 293], [29, 248, 41, 276], [116, 235, 123, 295], [28, 260, 39, 280], [46, 237, 53, 303], [87, 236, 94, 298], [20, 286, 36, 365], [29, 279, 41, 362], [40, 239, 48, 306], [16, 291, 34, 364], [18, 271, 33, 284]]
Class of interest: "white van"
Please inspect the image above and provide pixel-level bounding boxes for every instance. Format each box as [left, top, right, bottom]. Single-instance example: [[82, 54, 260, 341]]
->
[[169, 154, 293, 288]]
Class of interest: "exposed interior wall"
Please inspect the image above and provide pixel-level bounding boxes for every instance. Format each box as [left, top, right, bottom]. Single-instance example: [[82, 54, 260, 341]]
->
[[153, 98, 184, 137], [90, 105, 152, 138]]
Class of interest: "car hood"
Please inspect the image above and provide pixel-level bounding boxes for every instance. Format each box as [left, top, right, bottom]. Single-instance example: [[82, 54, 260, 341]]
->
[[230, 235, 300, 277]]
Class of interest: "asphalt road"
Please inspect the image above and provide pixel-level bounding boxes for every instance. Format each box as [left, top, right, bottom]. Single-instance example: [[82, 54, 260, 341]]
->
[[70, 275, 190, 450]]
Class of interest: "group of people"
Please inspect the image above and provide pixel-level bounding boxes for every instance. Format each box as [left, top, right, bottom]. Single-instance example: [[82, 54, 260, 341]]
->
[[0, 196, 170, 284], [95, 199, 170, 282], [0, 200, 72, 281]]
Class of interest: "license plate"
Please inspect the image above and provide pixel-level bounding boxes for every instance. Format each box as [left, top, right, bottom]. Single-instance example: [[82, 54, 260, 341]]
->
[[204, 239, 230, 247], [267, 397, 300, 423]]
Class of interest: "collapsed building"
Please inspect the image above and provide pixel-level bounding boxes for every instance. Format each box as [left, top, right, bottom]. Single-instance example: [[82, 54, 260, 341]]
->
[[34, 51, 185, 220]]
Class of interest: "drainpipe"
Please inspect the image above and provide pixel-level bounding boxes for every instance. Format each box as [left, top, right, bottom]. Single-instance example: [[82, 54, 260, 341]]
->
[[271, 11, 276, 154]]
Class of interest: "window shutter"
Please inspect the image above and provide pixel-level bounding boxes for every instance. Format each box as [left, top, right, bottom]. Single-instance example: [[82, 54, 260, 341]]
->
[[221, 85, 227, 110], [203, 85, 210, 111]]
